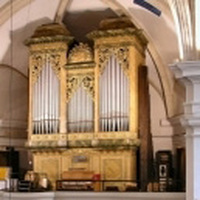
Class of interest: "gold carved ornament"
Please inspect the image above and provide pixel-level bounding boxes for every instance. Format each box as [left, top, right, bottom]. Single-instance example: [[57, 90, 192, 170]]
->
[[66, 74, 95, 103], [31, 53, 62, 84], [82, 75, 95, 100], [49, 54, 61, 79], [98, 47, 112, 74], [66, 75, 79, 103], [68, 43, 93, 63], [116, 47, 129, 77], [31, 54, 43, 84], [98, 46, 129, 77]]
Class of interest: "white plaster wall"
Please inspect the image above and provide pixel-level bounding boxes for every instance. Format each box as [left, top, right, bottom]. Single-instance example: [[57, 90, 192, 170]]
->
[[0, 68, 27, 129], [68, 0, 109, 12], [0, 138, 26, 147], [150, 85, 173, 155], [0, 0, 60, 74]]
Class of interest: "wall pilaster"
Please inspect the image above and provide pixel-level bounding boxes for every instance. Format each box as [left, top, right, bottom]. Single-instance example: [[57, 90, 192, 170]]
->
[[171, 61, 200, 200]]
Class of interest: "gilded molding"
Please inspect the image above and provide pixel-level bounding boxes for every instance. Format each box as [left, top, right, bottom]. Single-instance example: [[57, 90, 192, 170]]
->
[[29, 138, 140, 149], [25, 35, 73, 46], [96, 131, 136, 139], [87, 28, 148, 47], [98, 46, 129, 77], [68, 140, 91, 148], [66, 61, 95, 70], [30, 47, 67, 55], [96, 41, 145, 57], [68, 133, 93, 140]]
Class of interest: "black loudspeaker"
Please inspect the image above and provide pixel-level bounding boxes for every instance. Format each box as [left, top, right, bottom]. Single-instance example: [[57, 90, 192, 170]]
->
[[156, 151, 173, 191], [0, 148, 19, 178], [7, 148, 19, 178]]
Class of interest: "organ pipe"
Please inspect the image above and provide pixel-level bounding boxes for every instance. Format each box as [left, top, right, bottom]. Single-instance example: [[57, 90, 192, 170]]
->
[[33, 55, 60, 134], [100, 55, 129, 132], [67, 84, 93, 133]]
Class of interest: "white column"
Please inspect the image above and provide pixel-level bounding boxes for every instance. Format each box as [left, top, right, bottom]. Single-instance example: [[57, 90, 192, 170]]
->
[[171, 61, 200, 200]]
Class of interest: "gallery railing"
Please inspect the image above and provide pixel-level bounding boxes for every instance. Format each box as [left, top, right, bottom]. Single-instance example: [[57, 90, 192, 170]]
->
[[56, 179, 185, 192]]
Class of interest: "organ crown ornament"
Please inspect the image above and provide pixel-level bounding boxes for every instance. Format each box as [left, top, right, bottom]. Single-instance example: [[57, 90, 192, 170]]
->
[[68, 43, 93, 64]]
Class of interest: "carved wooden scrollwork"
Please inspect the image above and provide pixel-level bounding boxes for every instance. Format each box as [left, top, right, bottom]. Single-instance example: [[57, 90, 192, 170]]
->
[[66, 74, 95, 102], [98, 48, 112, 74], [115, 47, 129, 77], [31, 55, 43, 84], [31, 53, 62, 83], [49, 54, 61, 79], [68, 43, 93, 63], [66, 75, 79, 103], [82, 75, 95, 100], [98, 46, 129, 77]]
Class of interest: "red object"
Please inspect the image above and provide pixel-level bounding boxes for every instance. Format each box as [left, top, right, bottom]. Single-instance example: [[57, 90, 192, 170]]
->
[[93, 174, 101, 180]]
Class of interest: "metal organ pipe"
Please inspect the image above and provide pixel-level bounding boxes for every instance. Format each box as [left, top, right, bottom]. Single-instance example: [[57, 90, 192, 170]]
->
[[121, 63, 124, 131], [41, 60, 45, 134], [54, 64, 59, 133], [100, 55, 129, 132], [33, 55, 60, 134], [77, 87, 80, 132], [68, 84, 93, 133], [116, 59, 120, 131], [44, 56, 48, 133]]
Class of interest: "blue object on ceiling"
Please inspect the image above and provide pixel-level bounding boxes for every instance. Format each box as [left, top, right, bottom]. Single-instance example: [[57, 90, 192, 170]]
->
[[133, 0, 161, 16]]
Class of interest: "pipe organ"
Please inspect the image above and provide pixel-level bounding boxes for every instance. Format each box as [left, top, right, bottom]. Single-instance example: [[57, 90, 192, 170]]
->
[[26, 18, 148, 190]]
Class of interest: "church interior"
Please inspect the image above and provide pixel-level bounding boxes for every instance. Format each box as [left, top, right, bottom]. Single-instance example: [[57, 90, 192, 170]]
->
[[0, 0, 199, 199]]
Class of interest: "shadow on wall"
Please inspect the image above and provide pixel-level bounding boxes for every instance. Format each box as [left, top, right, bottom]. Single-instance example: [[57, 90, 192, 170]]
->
[[0, 18, 54, 138], [0, 65, 28, 137], [63, 9, 117, 45], [2, 17, 53, 76]]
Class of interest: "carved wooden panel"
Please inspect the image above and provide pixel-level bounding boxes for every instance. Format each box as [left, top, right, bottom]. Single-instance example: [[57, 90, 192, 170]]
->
[[103, 159, 122, 180], [41, 158, 59, 188], [66, 73, 94, 102]]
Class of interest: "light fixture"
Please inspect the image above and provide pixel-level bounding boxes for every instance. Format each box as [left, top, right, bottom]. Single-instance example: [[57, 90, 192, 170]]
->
[[133, 0, 161, 16]]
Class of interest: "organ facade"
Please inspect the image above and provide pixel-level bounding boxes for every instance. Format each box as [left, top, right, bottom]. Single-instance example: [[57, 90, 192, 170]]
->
[[26, 17, 150, 190]]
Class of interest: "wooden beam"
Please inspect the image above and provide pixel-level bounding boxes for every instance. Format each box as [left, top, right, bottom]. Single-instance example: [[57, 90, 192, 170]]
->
[[54, 0, 72, 23], [138, 65, 154, 191], [99, 0, 124, 16]]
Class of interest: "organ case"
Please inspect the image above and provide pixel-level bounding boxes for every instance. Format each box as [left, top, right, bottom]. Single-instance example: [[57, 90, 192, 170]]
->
[[26, 18, 148, 190]]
